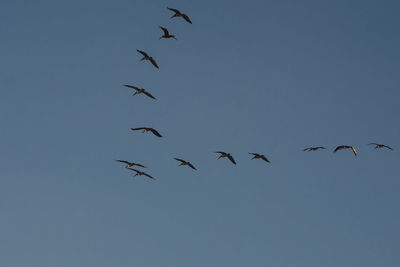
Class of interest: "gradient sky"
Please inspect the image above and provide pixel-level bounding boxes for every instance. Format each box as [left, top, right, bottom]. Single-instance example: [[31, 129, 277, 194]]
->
[[1, 0, 400, 266]]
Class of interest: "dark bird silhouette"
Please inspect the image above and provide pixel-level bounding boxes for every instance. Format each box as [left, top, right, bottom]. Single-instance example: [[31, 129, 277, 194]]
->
[[131, 127, 162, 137], [167, 7, 192, 24], [333, 145, 357, 156], [174, 158, 197, 170], [303, 146, 326, 152], [123, 84, 156, 100], [248, 152, 270, 163], [115, 160, 146, 168], [127, 168, 155, 180], [136, 49, 159, 69], [215, 151, 236, 165], [368, 143, 393, 150], [159, 26, 177, 40]]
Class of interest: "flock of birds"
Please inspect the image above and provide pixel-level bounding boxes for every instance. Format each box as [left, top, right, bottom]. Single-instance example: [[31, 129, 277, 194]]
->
[[115, 7, 394, 180]]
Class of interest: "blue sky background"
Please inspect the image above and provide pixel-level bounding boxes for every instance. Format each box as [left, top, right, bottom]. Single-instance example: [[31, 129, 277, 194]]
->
[[1, 0, 399, 266]]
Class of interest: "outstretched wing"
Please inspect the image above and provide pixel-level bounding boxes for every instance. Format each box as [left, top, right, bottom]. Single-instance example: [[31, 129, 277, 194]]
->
[[261, 155, 270, 163], [351, 146, 358, 156], [167, 7, 181, 14], [182, 13, 192, 24], [368, 143, 379, 146], [383, 145, 393, 150], [174, 158, 186, 164], [132, 162, 146, 168], [143, 91, 156, 100], [227, 154, 237, 165], [159, 26, 169, 35], [143, 172, 155, 180], [187, 162, 197, 170], [123, 84, 140, 92], [334, 146, 344, 153], [150, 128, 162, 137], [215, 151, 225, 155], [149, 57, 159, 69], [131, 127, 147, 131], [116, 160, 130, 165], [248, 152, 258, 156], [136, 49, 148, 57]]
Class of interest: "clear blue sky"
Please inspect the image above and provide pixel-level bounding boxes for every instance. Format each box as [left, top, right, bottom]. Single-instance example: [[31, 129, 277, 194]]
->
[[1, 0, 399, 266]]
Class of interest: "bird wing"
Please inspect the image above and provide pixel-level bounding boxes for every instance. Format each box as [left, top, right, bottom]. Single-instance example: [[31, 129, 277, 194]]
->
[[303, 148, 311, 151], [368, 143, 379, 146], [261, 155, 270, 163], [149, 57, 159, 69], [334, 146, 344, 152], [182, 14, 192, 24], [317, 147, 326, 150], [351, 146, 357, 156], [123, 84, 140, 91], [132, 163, 146, 168], [131, 127, 146, 131], [174, 158, 186, 164], [248, 152, 258, 156], [127, 168, 140, 174], [150, 128, 162, 137], [136, 49, 148, 57], [167, 7, 181, 14], [143, 91, 156, 99], [160, 26, 169, 35], [215, 151, 225, 155], [116, 160, 130, 165], [383, 145, 393, 150], [227, 154, 237, 165], [143, 172, 155, 180], [187, 162, 197, 170]]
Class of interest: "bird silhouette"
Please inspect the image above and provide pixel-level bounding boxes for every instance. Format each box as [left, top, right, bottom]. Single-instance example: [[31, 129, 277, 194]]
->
[[303, 146, 326, 152], [123, 84, 156, 100], [215, 151, 236, 165], [334, 145, 357, 156], [159, 26, 177, 40], [368, 143, 393, 150], [174, 158, 197, 170], [136, 49, 159, 69], [248, 152, 270, 163], [116, 160, 146, 168], [167, 7, 192, 24], [127, 168, 155, 180], [131, 127, 162, 138]]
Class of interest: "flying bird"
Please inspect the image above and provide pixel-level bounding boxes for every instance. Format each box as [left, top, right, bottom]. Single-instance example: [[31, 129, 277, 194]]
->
[[127, 168, 155, 180], [131, 127, 162, 138], [159, 26, 177, 40], [215, 151, 236, 165], [123, 84, 156, 100], [248, 152, 270, 163], [167, 7, 192, 24], [303, 146, 326, 152], [136, 49, 159, 69], [368, 143, 393, 150], [115, 160, 146, 168], [333, 145, 357, 156], [174, 158, 197, 170]]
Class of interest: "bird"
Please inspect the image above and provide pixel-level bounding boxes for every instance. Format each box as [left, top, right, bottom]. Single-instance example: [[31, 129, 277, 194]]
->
[[174, 158, 197, 170], [215, 151, 236, 165], [248, 152, 270, 163], [303, 146, 326, 152], [333, 145, 357, 156], [136, 49, 159, 69], [167, 7, 192, 24], [123, 84, 156, 100], [159, 26, 177, 40], [115, 160, 146, 168], [127, 168, 155, 180], [368, 143, 393, 150], [131, 127, 162, 138]]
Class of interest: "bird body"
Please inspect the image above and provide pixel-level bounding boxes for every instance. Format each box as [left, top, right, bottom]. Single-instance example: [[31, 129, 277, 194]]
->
[[303, 146, 326, 152], [127, 168, 155, 180], [159, 26, 177, 40], [123, 84, 156, 100], [248, 152, 270, 163], [136, 49, 159, 69], [215, 151, 236, 165], [131, 127, 162, 137], [368, 143, 393, 150], [334, 145, 357, 156], [167, 7, 192, 24], [174, 158, 197, 170], [116, 160, 146, 168]]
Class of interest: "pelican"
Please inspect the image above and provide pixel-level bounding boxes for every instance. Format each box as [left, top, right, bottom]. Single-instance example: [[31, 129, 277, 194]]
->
[[167, 7, 192, 24], [368, 143, 393, 150], [248, 152, 270, 163], [303, 146, 326, 152], [159, 26, 177, 40], [127, 168, 155, 180], [131, 127, 162, 137], [123, 84, 156, 100], [215, 151, 236, 165], [174, 158, 197, 170], [136, 49, 159, 69], [333, 145, 357, 156], [115, 160, 146, 168]]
